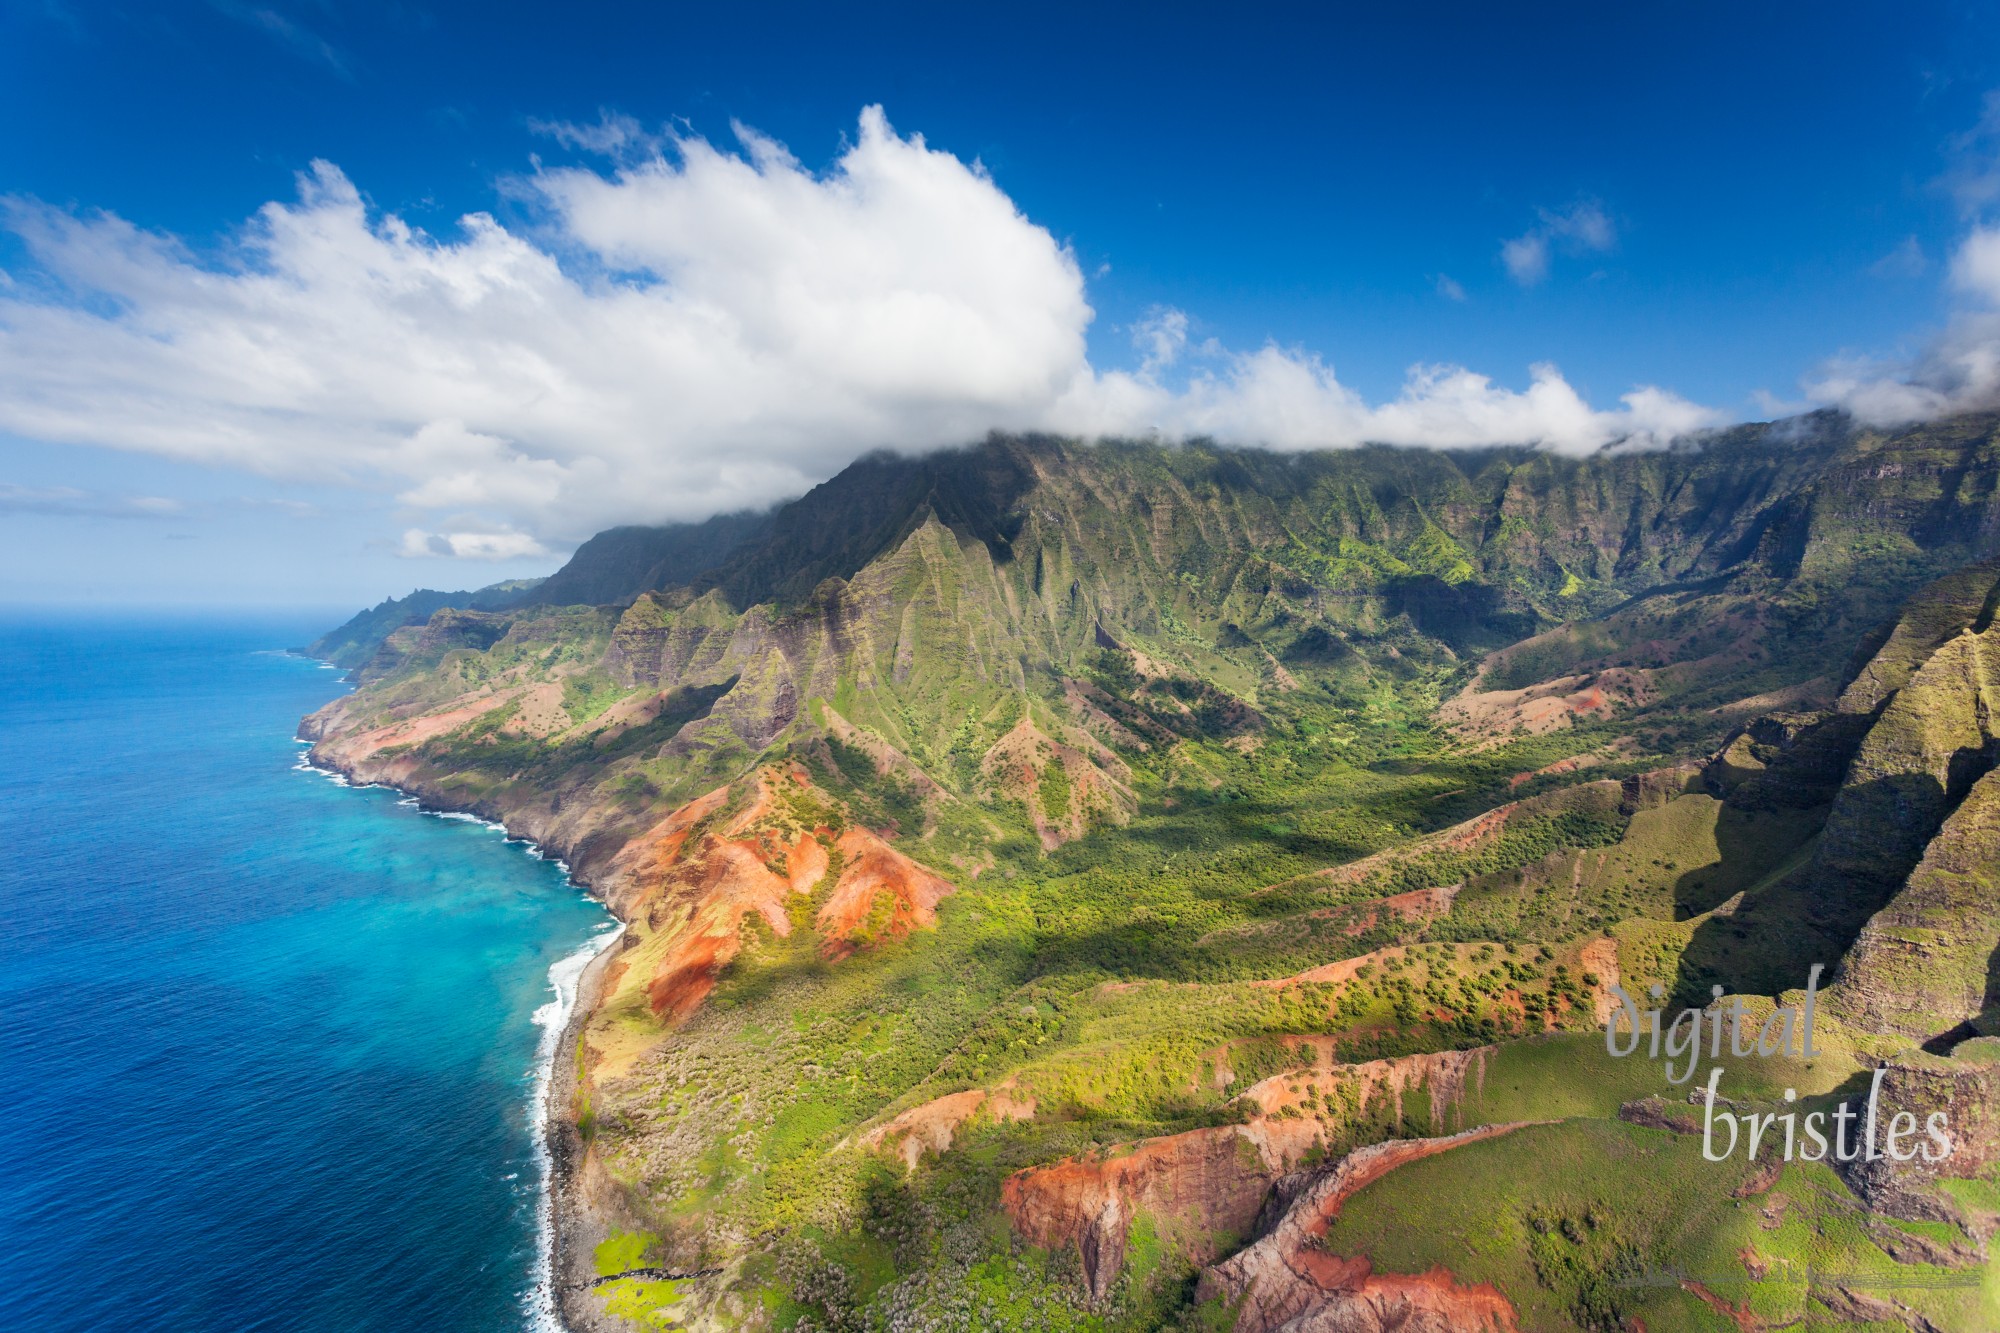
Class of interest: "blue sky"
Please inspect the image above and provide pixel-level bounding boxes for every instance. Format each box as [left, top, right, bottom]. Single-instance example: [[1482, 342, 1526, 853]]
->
[[5, 1, 2000, 606]]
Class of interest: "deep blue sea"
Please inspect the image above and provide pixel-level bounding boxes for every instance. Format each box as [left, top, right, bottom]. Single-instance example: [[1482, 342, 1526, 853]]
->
[[0, 614, 616, 1332]]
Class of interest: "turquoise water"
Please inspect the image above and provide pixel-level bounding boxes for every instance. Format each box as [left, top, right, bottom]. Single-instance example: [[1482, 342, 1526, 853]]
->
[[0, 614, 615, 1331]]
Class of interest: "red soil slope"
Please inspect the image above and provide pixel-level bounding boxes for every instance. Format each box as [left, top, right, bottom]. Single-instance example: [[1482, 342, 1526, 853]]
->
[[1196, 1124, 1537, 1333], [1000, 1046, 1497, 1301], [605, 764, 954, 1019]]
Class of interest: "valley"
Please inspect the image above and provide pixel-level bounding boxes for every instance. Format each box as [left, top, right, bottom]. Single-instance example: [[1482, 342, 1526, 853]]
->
[[301, 413, 2000, 1332]]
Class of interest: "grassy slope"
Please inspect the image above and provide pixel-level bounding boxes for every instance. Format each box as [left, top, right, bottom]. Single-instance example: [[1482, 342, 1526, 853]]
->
[[1322, 1122, 1997, 1333]]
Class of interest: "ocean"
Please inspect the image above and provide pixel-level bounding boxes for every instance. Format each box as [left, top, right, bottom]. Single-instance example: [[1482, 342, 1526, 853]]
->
[[0, 613, 615, 1332]]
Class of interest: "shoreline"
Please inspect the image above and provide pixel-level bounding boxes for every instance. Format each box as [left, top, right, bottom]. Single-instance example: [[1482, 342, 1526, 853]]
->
[[545, 927, 625, 1333], [293, 713, 628, 1333]]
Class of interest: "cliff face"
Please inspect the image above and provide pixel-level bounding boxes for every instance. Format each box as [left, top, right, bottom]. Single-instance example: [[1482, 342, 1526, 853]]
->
[[1802, 625, 2000, 968], [1193, 1125, 1534, 1333], [666, 414, 2000, 628], [597, 764, 953, 1020], [997, 1047, 1496, 1300], [1002, 1126, 1274, 1302], [317, 417, 2000, 867], [1703, 555, 2000, 1046], [1833, 559, 2000, 715], [299, 412, 2000, 1332], [521, 511, 774, 610], [1836, 1041, 2000, 1227], [1701, 554, 2000, 1228], [1830, 767, 2000, 1043]]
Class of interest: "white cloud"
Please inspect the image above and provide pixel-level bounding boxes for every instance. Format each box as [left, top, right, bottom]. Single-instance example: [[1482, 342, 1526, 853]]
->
[[400, 526, 550, 560], [1435, 273, 1467, 302], [0, 482, 183, 518], [208, 1, 352, 80], [1502, 202, 1616, 287], [1501, 234, 1550, 286], [1950, 225, 2000, 303], [0, 108, 1720, 557], [1943, 90, 2000, 217], [1131, 305, 1190, 378], [1778, 90, 2000, 427], [525, 110, 657, 158], [1063, 353, 1719, 456], [1801, 224, 2000, 425]]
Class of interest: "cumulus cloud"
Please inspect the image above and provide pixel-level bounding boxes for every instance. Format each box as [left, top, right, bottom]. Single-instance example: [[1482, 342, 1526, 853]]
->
[[1435, 273, 1467, 302], [1501, 201, 1616, 287], [1800, 222, 2000, 425], [1795, 88, 2000, 426], [1131, 306, 1190, 377], [0, 107, 1721, 557], [1500, 235, 1550, 287], [1951, 226, 2000, 303], [1062, 350, 1720, 454]]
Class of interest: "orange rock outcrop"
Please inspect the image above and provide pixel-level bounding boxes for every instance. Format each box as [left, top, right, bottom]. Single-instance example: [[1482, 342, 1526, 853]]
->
[[603, 765, 955, 1020], [1000, 1046, 1497, 1300], [1196, 1124, 1537, 1332]]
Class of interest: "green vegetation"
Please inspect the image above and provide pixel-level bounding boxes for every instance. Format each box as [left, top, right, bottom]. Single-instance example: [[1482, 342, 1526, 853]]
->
[[599, 1276, 687, 1329], [1320, 1126, 1992, 1332], [304, 418, 2000, 1330]]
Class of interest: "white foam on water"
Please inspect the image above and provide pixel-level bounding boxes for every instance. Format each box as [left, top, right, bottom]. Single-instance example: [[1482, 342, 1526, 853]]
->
[[526, 847, 574, 874], [292, 749, 507, 817], [296, 737, 617, 1330], [522, 921, 623, 1333], [293, 751, 357, 786], [431, 809, 512, 832]]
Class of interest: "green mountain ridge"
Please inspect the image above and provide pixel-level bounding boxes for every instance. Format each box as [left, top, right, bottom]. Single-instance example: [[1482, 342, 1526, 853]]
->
[[300, 410, 2000, 1333], [304, 510, 775, 671], [303, 578, 544, 668]]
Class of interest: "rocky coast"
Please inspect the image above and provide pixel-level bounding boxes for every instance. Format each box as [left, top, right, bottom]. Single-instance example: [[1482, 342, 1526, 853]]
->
[[297, 712, 636, 1333]]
